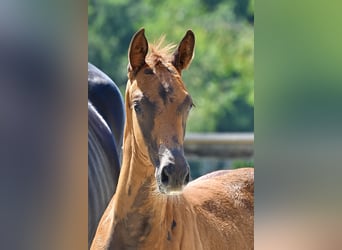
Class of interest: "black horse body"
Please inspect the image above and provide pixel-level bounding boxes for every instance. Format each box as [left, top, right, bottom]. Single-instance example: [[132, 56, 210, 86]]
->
[[88, 63, 124, 247], [88, 63, 125, 151]]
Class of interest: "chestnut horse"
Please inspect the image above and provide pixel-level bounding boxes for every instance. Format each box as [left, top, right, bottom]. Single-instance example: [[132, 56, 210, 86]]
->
[[91, 29, 254, 250]]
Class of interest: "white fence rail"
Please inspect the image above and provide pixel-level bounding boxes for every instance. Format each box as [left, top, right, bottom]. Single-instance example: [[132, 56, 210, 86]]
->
[[184, 133, 254, 159]]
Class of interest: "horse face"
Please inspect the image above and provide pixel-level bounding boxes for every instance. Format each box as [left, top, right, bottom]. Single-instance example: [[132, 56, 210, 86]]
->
[[127, 29, 195, 195], [129, 64, 193, 194]]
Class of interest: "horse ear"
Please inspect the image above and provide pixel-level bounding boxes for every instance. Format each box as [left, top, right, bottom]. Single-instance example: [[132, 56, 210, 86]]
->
[[128, 28, 148, 73], [172, 30, 195, 73]]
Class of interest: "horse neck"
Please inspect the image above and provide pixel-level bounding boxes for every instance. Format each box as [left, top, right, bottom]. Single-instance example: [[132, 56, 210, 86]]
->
[[113, 113, 155, 217]]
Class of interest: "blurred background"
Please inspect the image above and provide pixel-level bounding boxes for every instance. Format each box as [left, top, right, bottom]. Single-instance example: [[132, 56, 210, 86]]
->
[[88, 0, 255, 178]]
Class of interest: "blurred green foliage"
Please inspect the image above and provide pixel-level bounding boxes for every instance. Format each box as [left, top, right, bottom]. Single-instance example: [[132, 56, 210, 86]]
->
[[89, 0, 254, 132], [232, 160, 254, 169], [189, 158, 253, 178]]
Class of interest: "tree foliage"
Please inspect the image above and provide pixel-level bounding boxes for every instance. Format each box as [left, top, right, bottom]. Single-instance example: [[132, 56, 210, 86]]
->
[[89, 0, 254, 132]]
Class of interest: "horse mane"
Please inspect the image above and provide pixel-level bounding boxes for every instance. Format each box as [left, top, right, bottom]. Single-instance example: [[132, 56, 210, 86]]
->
[[146, 36, 177, 67]]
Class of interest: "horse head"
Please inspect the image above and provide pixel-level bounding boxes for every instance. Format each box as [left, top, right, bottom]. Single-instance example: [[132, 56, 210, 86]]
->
[[126, 29, 195, 195]]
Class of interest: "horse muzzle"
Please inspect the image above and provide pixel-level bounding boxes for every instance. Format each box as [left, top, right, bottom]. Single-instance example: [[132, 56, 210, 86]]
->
[[156, 146, 190, 195]]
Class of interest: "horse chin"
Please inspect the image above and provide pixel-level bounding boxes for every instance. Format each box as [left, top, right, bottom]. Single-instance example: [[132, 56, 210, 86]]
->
[[166, 188, 184, 196], [157, 184, 184, 196]]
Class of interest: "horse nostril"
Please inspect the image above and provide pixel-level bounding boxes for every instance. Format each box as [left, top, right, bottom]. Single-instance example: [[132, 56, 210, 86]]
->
[[161, 167, 170, 185], [184, 172, 190, 184]]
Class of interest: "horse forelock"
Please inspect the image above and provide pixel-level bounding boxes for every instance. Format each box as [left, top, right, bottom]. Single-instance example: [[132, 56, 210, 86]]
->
[[146, 36, 176, 68]]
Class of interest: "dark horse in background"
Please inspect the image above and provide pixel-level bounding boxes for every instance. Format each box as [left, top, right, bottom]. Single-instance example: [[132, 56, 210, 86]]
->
[[88, 63, 124, 247]]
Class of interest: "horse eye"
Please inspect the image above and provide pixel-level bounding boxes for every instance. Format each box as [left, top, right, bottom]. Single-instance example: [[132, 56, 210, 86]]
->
[[134, 103, 142, 114]]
